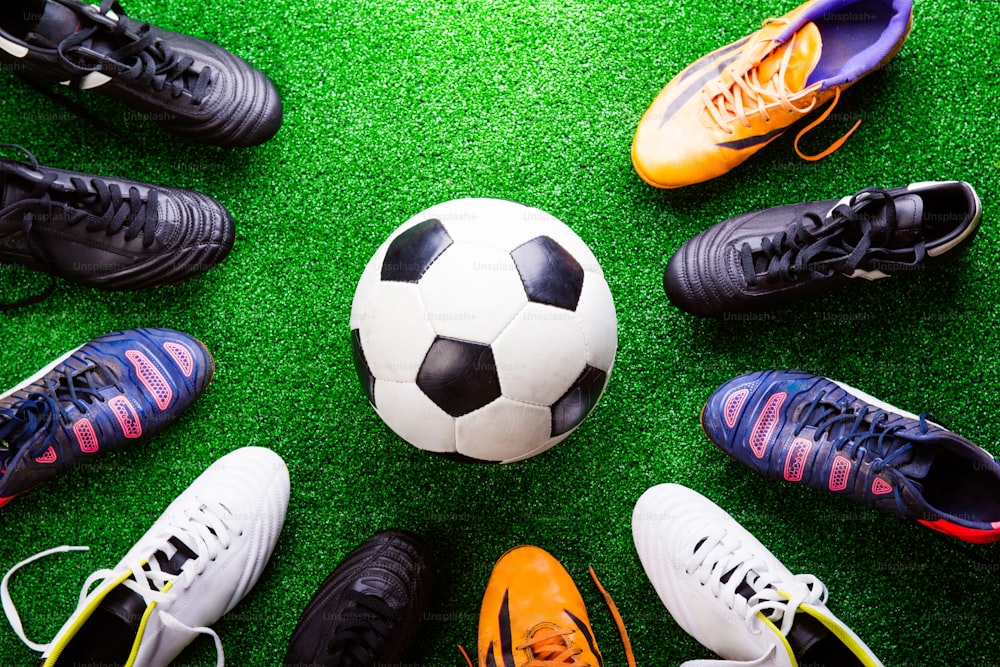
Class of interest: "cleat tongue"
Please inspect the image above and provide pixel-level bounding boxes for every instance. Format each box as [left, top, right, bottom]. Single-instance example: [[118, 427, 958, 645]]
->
[[153, 536, 199, 576], [787, 613, 832, 659], [24, 1, 83, 48], [889, 194, 925, 247], [757, 22, 823, 93], [894, 448, 936, 481], [0, 174, 36, 211], [720, 566, 763, 602], [98, 585, 148, 633], [843, 192, 924, 251]]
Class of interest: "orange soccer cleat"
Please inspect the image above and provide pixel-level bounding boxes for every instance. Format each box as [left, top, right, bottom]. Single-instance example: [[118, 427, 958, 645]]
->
[[632, 0, 913, 189], [464, 545, 634, 667]]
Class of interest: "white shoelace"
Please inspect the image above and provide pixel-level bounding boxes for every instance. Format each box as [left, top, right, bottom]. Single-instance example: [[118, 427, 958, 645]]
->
[[1, 500, 237, 667], [684, 526, 828, 637]]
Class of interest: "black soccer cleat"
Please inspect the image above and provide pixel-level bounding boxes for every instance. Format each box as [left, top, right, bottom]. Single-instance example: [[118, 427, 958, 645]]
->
[[0, 144, 235, 297], [664, 182, 981, 317], [283, 530, 434, 667], [0, 0, 283, 146]]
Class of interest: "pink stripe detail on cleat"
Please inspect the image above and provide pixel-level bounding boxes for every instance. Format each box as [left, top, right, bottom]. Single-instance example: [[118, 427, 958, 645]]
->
[[125, 350, 173, 411], [749, 392, 785, 459], [108, 396, 142, 439], [73, 419, 100, 454], [724, 389, 750, 428], [163, 342, 194, 378], [872, 478, 893, 495], [35, 447, 58, 464], [829, 456, 851, 491], [783, 437, 812, 482]]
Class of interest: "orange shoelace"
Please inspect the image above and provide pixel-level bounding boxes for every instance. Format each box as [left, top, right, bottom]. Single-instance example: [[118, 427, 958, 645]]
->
[[458, 568, 636, 667], [588, 567, 636, 667], [701, 19, 862, 161], [518, 627, 586, 666]]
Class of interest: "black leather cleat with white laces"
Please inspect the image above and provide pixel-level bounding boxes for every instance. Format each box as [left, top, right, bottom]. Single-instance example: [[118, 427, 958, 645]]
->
[[283, 530, 434, 667], [664, 181, 982, 318], [0, 145, 234, 300], [0, 0, 283, 146]]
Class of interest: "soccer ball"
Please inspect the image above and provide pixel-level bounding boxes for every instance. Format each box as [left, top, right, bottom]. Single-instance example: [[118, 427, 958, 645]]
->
[[349, 198, 618, 463]]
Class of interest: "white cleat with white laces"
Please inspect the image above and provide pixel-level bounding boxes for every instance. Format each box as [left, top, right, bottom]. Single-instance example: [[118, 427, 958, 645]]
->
[[632, 483, 884, 667], [1, 446, 290, 667]]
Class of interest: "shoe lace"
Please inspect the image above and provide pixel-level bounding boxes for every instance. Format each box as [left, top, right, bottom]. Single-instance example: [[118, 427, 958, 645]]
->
[[0, 269, 55, 313], [517, 626, 584, 666], [0, 144, 161, 243], [794, 388, 933, 514], [0, 144, 162, 310], [701, 18, 861, 161], [458, 569, 635, 667], [50, 0, 213, 104], [685, 527, 828, 637], [325, 590, 398, 666], [0, 356, 122, 469], [0, 501, 237, 666], [738, 187, 923, 287]]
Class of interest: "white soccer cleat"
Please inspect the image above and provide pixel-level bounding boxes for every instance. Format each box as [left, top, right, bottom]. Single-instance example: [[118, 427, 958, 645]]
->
[[2, 446, 290, 667], [632, 483, 884, 667]]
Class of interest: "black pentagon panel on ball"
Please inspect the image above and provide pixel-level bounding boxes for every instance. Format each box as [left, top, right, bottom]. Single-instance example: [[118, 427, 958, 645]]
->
[[381, 218, 454, 283], [511, 236, 585, 311], [417, 337, 502, 417], [350, 329, 377, 407], [551, 365, 608, 436]]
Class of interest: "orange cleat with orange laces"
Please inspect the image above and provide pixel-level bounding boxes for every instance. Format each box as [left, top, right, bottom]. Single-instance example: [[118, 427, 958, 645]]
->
[[632, 0, 913, 189], [461, 545, 635, 667]]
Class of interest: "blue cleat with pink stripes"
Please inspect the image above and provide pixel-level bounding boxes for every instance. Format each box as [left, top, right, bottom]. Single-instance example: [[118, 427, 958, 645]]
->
[[703, 370, 1000, 543], [0, 328, 213, 507]]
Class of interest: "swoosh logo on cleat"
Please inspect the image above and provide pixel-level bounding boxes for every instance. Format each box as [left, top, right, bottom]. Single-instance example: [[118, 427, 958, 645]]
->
[[658, 46, 748, 128], [565, 609, 604, 667], [499, 590, 515, 667], [714, 128, 786, 151]]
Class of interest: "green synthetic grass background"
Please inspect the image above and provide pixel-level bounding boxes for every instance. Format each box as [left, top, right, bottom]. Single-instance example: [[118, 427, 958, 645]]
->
[[2, 0, 999, 664]]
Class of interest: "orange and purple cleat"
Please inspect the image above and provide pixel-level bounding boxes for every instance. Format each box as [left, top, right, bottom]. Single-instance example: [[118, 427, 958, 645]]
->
[[462, 545, 635, 667], [632, 0, 914, 189]]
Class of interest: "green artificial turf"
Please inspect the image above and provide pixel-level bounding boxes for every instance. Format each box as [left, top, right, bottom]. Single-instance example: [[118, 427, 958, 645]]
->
[[2, 0, 999, 664]]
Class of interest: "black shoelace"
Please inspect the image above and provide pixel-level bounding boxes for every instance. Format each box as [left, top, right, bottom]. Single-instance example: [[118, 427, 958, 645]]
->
[[0, 357, 122, 470], [794, 389, 933, 516], [798, 392, 1000, 573], [0, 144, 161, 310], [795, 389, 929, 470], [738, 187, 925, 286], [326, 590, 396, 667], [51, 0, 213, 104]]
